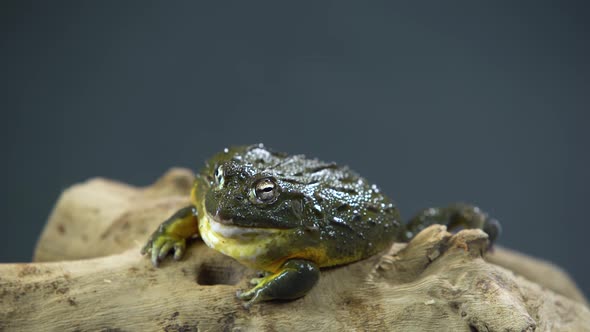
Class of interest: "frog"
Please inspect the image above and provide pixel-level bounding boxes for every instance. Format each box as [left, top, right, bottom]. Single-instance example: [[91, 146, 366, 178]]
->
[[141, 144, 501, 307]]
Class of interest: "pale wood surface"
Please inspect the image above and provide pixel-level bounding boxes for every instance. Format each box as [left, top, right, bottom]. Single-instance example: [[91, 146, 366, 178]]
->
[[1, 168, 588, 331]]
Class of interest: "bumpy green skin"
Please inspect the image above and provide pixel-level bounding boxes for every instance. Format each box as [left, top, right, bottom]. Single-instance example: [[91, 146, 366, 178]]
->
[[197, 144, 403, 266], [142, 144, 500, 307]]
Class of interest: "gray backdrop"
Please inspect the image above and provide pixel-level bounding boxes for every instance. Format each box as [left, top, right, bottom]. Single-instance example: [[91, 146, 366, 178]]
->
[[2, 2, 588, 297]]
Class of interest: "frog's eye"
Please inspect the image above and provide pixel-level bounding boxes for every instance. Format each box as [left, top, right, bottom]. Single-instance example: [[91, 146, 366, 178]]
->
[[214, 165, 225, 188], [251, 177, 279, 204]]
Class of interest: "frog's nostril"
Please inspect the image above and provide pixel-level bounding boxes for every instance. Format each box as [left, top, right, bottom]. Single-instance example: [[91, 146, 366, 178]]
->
[[212, 208, 237, 225]]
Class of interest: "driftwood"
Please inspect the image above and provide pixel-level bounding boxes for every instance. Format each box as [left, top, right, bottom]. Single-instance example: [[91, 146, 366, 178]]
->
[[1, 168, 588, 331]]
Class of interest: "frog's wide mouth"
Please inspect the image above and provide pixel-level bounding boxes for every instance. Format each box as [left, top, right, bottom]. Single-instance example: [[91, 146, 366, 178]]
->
[[206, 212, 281, 238]]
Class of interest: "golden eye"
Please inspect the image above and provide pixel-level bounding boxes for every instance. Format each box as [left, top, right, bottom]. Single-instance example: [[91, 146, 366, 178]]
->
[[214, 165, 224, 188], [252, 177, 279, 203]]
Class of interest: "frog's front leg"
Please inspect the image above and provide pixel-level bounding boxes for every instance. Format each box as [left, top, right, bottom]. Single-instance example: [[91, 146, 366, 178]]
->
[[237, 259, 320, 308], [140, 205, 199, 266], [405, 203, 501, 247]]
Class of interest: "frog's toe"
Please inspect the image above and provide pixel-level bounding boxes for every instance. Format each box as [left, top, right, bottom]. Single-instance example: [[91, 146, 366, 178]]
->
[[243, 295, 262, 309], [249, 277, 264, 285], [236, 288, 252, 300], [158, 242, 174, 260], [173, 242, 186, 260], [140, 241, 152, 256], [236, 287, 260, 301], [142, 234, 186, 267], [237, 288, 265, 309], [151, 246, 160, 267]]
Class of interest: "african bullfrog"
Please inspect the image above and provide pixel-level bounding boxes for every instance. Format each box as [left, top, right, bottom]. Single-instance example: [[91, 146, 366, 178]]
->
[[141, 144, 500, 307]]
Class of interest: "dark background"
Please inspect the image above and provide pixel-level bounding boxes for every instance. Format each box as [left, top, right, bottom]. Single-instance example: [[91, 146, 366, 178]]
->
[[1, 2, 588, 296]]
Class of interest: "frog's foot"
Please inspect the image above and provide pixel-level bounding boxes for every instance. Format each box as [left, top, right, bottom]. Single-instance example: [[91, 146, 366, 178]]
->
[[140, 205, 198, 267], [141, 233, 186, 267], [446, 203, 502, 249], [236, 259, 320, 309], [406, 203, 502, 249]]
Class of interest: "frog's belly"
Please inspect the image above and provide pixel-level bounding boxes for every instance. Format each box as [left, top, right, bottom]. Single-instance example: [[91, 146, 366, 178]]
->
[[198, 212, 285, 269]]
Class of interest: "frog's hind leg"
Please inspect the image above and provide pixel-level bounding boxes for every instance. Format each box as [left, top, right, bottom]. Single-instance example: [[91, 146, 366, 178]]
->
[[404, 203, 501, 247], [237, 259, 320, 308], [140, 205, 199, 266]]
